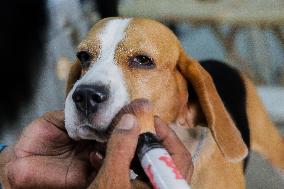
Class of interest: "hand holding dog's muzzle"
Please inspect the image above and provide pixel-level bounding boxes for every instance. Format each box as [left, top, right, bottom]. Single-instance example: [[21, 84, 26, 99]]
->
[[89, 105, 194, 189]]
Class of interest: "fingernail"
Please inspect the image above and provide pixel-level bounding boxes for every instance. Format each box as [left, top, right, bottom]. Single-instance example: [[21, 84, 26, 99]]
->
[[95, 152, 103, 160], [90, 151, 102, 161], [116, 114, 137, 130]]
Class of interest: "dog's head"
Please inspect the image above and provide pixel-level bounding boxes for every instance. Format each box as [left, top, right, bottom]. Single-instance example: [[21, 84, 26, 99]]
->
[[65, 17, 247, 162]]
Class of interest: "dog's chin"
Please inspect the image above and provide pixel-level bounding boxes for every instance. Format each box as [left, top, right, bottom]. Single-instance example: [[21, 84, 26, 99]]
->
[[67, 113, 123, 143], [74, 124, 108, 143]]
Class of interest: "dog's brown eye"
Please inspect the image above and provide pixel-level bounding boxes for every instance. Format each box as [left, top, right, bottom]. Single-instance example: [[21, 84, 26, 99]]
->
[[129, 55, 155, 69], [77, 51, 91, 67]]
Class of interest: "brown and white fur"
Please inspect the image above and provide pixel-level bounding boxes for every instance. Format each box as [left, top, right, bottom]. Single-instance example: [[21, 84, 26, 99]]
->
[[64, 17, 284, 188]]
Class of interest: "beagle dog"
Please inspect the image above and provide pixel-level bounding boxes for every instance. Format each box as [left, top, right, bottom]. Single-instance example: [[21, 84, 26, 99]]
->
[[64, 17, 284, 188]]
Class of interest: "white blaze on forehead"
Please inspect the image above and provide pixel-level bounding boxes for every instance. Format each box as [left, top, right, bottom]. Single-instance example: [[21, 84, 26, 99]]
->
[[65, 18, 132, 141], [80, 18, 131, 82], [100, 18, 131, 61]]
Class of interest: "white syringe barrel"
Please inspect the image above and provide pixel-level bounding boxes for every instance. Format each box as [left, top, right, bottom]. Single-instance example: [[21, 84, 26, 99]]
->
[[137, 132, 191, 189]]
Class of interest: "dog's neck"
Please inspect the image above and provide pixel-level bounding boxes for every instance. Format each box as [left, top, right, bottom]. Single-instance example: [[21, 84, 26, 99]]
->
[[170, 124, 209, 164]]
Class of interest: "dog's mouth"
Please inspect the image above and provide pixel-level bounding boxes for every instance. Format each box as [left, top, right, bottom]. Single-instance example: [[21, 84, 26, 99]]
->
[[84, 99, 145, 141], [76, 103, 132, 142], [78, 105, 134, 142]]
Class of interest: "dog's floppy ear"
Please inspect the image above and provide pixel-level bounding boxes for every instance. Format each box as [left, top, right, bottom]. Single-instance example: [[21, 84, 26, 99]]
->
[[177, 50, 248, 163], [66, 60, 82, 96]]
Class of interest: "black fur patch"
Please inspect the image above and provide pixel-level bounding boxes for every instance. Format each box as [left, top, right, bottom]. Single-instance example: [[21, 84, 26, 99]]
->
[[199, 60, 250, 171]]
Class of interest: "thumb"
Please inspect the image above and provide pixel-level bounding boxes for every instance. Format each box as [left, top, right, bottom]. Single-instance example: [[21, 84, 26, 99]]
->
[[105, 114, 140, 163], [89, 114, 139, 189]]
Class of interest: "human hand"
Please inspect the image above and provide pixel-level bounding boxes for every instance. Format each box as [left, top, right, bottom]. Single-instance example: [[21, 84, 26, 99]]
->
[[88, 115, 194, 189], [0, 111, 100, 189], [154, 117, 194, 183], [88, 114, 140, 189]]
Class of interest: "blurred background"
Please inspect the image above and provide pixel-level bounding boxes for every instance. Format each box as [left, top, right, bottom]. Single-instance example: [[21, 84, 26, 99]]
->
[[0, 0, 283, 188]]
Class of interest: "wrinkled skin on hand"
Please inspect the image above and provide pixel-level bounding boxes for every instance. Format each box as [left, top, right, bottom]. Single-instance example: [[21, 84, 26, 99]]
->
[[2, 111, 101, 189]]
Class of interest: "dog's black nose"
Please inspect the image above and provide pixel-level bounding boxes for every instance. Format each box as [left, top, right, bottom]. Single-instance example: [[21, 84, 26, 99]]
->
[[72, 84, 109, 117]]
